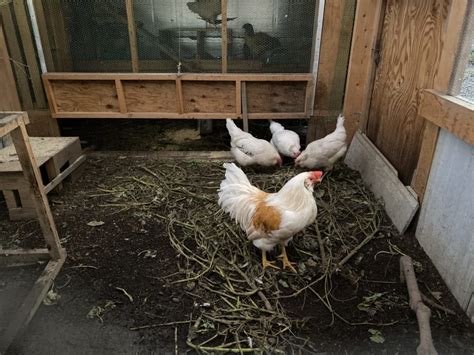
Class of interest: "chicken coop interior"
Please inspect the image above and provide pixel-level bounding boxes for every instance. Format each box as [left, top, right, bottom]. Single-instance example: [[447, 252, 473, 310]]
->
[[0, 0, 473, 353]]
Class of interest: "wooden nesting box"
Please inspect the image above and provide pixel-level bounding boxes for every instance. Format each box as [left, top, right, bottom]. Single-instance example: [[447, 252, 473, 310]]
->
[[0, 137, 85, 220]]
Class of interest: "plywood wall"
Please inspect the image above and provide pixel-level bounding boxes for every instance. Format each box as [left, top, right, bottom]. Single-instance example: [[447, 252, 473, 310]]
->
[[367, 0, 451, 184]]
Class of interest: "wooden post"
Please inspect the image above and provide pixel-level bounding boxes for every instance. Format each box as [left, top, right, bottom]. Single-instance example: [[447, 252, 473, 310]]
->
[[0, 7, 34, 109], [9, 115, 63, 260], [343, 0, 384, 141], [13, 0, 47, 108], [115, 79, 127, 113], [47, 0, 72, 71], [221, 0, 228, 73], [0, 25, 21, 111], [126, 0, 139, 73], [241, 82, 249, 132]]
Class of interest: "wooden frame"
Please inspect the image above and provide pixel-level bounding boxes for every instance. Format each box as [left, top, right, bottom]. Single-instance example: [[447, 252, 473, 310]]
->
[[42, 73, 313, 120], [0, 112, 65, 352], [411, 0, 471, 199]]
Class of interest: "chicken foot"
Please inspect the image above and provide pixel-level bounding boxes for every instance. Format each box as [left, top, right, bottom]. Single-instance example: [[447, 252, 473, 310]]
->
[[278, 244, 297, 273], [261, 250, 279, 270]]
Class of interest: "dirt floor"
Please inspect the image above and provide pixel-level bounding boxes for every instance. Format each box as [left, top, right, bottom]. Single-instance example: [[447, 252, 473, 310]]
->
[[0, 122, 473, 354]]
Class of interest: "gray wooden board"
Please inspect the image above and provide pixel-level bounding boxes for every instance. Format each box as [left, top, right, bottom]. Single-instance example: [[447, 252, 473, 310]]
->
[[344, 131, 419, 234]]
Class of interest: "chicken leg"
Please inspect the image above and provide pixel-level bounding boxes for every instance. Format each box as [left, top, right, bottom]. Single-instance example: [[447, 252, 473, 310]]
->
[[262, 250, 279, 270], [278, 244, 297, 273]]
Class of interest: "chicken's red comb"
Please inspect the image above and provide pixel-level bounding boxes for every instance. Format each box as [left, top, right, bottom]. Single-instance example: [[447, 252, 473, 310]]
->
[[310, 171, 324, 179]]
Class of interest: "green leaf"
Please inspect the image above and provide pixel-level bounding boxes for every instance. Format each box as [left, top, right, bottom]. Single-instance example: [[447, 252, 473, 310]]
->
[[368, 329, 385, 344]]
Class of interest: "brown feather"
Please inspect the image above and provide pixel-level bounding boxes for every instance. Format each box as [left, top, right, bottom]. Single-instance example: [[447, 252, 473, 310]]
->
[[252, 201, 281, 233]]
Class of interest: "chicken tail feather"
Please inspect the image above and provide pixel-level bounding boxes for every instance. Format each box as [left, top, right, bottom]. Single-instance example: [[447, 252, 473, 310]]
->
[[218, 163, 262, 230]]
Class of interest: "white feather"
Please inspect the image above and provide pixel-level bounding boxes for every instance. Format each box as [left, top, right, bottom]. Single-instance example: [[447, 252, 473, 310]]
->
[[269, 121, 301, 158], [296, 114, 347, 169], [226, 119, 281, 167]]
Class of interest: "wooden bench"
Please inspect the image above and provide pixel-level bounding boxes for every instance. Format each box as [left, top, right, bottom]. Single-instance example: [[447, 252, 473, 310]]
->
[[1, 136, 85, 220]]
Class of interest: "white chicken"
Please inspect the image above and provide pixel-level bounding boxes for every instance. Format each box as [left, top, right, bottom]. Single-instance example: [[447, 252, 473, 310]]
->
[[218, 163, 323, 271], [269, 120, 301, 159], [226, 118, 281, 167], [295, 114, 347, 170]]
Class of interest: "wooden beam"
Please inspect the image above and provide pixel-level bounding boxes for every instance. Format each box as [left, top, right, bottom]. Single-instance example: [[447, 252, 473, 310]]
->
[[411, 0, 470, 199], [44, 155, 86, 194], [418, 90, 474, 146], [221, 0, 228, 73], [343, 0, 383, 140], [176, 78, 184, 114], [0, 24, 21, 111], [46, 0, 72, 71], [43, 72, 313, 81], [115, 79, 127, 113], [0, 254, 65, 352], [235, 80, 242, 116], [0, 248, 50, 266], [32, 0, 55, 71], [241, 82, 248, 132], [9, 117, 62, 260], [12, 0, 46, 108], [125, 0, 139, 73], [42, 77, 59, 113], [1, 5, 34, 109]]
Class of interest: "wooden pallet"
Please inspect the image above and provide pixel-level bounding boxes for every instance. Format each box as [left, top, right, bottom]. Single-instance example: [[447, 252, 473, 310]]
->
[[0, 136, 85, 220], [0, 112, 66, 352]]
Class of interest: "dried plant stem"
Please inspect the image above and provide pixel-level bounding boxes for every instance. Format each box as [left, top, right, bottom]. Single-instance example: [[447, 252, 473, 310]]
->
[[400, 256, 438, 355]]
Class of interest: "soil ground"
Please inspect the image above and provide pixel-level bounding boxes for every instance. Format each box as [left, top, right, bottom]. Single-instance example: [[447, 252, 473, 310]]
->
[[0, 121, 473, 354]]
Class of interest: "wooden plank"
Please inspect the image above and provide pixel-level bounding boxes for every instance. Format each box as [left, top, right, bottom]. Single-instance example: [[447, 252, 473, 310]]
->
[[123, 80, 177, 113], [366, 0, 453, 184], [241, 82, 248, 132], [235, 80, 242, 116], [9, 116, 62, 260], [1, 5, 34, 109], [47, 0, 72, 71], [221, 0, 228, 73], [51, 80, 119, 113], [26, 109, 60, 137], [32, 0, 55, 72], [176, 79, 184, 114], [0, 25, 21, 111], [42, 77, 58, 113], [0, 114, 22, 137], [0, 254, 66, 352], [304, 80, 314, 116], [309, 0, 355, 142], [43, 72, 313, 82], [44, 155, 86, 194], [246, 81, 306, 113], [90, 150, 233, 161], [0, 248, 50, 266], [418, 90, 474, 146], [345, 131, 419, 234], [182, 81, 236, 114], [411, 0, 470, 199], [12, 0, 46, 108], [51, 112, 241, 119], [115, 79, 127, 113], [343, 0, 383, 140], [125, 0, 139, 73]]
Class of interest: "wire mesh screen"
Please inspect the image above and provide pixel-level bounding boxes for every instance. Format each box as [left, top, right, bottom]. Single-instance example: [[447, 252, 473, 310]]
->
[[133, 0, 222, 73], [41, 0, 318, 73], [42, 0, 132, 72], [227, 0, 317, 73]]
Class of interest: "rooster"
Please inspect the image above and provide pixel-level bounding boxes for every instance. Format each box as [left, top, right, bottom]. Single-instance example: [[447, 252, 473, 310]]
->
[[226, 118, 281, 167], [295, 114, 347, 170], [269, 120, 301, 159], [242, 23, 281, 59], [218, 163, 323, 271]]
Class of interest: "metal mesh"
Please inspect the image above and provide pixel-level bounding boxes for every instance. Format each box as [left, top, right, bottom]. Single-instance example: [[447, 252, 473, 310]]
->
[[227, 0, 318, 73], [41, 0, 318, 73]]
